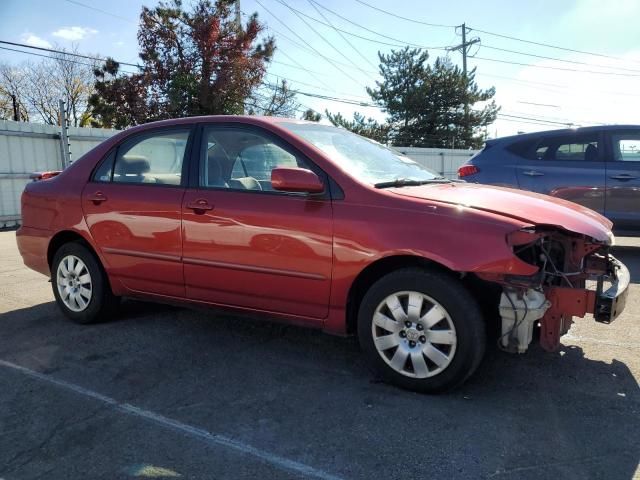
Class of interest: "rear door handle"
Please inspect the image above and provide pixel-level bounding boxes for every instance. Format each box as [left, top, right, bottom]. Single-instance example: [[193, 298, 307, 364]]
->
[[609, 174, 638, 181], [522, 170, 545, 177], [89, 192, 107, 204], [186, 199, 214, 213]]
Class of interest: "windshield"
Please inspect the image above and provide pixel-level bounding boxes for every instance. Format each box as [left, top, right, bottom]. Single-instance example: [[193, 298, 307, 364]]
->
[[281, 123, 441, 185]]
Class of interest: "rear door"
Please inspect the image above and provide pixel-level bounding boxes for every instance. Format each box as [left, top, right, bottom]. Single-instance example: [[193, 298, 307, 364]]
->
[[82, 127, 193, 297], [515, 132, 606, 214], [604, 130, 640, 231]]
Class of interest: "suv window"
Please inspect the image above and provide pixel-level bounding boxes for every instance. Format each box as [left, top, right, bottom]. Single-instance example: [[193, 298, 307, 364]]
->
[[612, 134, 640, 162], [532, 134, 600, 161], [111, 130, 190, 185], [201, 127, 309, 191]]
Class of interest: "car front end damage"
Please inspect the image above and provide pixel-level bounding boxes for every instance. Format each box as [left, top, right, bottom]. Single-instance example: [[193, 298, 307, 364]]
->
[[477, 227, 629, 353]]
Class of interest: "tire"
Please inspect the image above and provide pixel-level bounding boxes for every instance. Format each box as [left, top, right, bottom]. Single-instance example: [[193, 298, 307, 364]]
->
[[358, 268, 486, 393], [51, 242, 119, 324]]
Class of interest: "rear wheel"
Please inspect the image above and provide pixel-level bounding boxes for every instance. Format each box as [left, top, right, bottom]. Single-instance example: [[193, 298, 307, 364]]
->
[[358, 268, 486, 393], [51, 242, 119, 324]]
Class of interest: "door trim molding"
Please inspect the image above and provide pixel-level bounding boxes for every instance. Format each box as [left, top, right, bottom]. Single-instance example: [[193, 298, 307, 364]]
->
[[102, 247, 182, 263], [183, 256, 327, 281]]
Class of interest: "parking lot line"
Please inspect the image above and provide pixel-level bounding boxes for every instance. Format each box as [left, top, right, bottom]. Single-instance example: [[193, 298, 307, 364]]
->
[[0, 359, 344, 480]]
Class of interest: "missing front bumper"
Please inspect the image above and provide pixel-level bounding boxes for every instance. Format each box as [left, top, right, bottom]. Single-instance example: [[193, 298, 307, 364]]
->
[[499, 254, 630, 353]]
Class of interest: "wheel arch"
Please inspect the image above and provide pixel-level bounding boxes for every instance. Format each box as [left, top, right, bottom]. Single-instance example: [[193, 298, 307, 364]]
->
[[47, 230, 100, 269], [345, 254, 454, 335]]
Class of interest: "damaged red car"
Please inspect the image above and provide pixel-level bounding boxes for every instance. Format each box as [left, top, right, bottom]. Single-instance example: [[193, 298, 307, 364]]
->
[[16, 116, 629, 392]]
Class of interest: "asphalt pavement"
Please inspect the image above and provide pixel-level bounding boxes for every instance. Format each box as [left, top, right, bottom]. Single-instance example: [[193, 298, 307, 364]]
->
[[0, 230, 638, 479]]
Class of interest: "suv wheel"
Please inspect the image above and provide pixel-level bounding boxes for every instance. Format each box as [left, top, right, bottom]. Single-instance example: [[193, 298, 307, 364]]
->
[[51, 242, 119, 324], [358, 268, 486, 393]]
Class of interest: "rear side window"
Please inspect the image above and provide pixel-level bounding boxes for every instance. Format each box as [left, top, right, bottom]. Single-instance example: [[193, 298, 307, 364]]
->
[[112, 129, 191, 185], [531, 134, 600, 161], [506, 138, 537, 157], [612, 134, 640, 162]]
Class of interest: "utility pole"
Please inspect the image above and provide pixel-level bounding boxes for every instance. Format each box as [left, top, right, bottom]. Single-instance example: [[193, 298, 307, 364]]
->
[[11, 94, 19, 121], [59, 99, 71, 167], [447, 23, 480, 145], [235, 0, 241, 31]]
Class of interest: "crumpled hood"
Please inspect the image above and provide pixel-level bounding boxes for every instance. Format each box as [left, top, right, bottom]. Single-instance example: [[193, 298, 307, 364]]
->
[[388, 182, 614, 242]]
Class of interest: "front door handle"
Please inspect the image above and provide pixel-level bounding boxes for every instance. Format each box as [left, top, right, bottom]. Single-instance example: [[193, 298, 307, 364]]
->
[[89, 191, 107, 204], [610, 174, 638, 181], [186, 199, 214, 213], [522, 170, 545, 177]]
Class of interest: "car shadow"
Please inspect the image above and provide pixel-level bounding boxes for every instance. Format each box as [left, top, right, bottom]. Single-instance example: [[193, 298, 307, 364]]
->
[[0, 297, 638, 479]]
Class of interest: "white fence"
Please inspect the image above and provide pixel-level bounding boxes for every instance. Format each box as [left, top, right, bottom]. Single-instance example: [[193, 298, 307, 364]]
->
[[0, 120, 478, 228], [0, 120, 117, 228], [395, 147, 478, 179]]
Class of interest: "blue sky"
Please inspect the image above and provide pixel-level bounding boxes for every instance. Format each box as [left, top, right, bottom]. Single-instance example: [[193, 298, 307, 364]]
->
[[2, 0, 640, 138]]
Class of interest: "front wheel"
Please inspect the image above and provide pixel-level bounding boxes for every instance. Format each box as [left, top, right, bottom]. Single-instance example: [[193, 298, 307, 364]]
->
[[358, 268, 486, 393], [51, 242, 119, 324]]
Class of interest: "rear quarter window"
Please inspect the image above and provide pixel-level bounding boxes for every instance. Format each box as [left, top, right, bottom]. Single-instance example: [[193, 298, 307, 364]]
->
[[505, 139, 538, 158]]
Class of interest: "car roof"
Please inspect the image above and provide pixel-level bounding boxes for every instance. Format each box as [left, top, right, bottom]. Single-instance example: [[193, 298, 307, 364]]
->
[[127, 115, 310, 128], [488, 124, 640, 146]]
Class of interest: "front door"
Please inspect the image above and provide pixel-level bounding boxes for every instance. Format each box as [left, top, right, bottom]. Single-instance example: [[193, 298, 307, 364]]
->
[[605, 130, 640, 232], [82, 127, 193, 297], [182, 125, 333, 320], [515, 132, 606, 215]]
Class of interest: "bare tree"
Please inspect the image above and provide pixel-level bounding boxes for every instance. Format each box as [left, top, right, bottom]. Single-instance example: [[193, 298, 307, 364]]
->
[[0, 63, 29, 121], [52, 48, 96, 126], [0, 45, 96, 126], [246, 80, 299, 118]]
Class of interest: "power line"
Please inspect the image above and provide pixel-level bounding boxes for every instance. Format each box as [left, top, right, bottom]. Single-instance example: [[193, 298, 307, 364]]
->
[[350, 0, 640, 70], [496, 116, 568, 128], [298, 0, 447, 51], [306, 0, 378, 70], [481, 44, 640, 75], [270, 59, 326, 77], [254, 0, 365, 87], [3, 34, 369, 107], [265, 73, 370, 100], [263, 23, 378, 75], [61, 0, 136, 23], [502, 109, 602, 126], [0, 40, 141, 69], [478, 72, 640, 100], [498, 113, 581, 127], [353, 0, 455, 28], [263, 82, 379, 107], [468, 26, 640, 65], [0, 45, 138, 74], [275, 0, 367, 84], [472, 56, 640, 78], [268, 0, 449, 50]]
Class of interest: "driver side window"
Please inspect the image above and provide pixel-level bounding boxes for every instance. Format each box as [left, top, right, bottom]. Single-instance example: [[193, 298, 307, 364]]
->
[[201, 127, 308, 192]]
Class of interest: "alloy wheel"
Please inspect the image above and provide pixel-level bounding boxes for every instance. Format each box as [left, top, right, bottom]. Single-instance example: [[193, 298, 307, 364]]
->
[[56, 255, 93, 312], [371, 291, 457, 378]]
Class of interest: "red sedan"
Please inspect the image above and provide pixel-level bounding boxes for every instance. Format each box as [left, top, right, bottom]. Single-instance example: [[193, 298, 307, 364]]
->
[[16, 116, 629, 392]]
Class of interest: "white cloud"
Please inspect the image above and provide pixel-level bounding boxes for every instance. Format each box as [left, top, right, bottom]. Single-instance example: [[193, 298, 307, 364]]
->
[[20, 32, 52, 49], [52, 26, 98, 41]]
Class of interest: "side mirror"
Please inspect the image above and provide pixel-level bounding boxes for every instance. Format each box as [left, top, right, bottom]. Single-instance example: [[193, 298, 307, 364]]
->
[[271, 167, 324, 194]]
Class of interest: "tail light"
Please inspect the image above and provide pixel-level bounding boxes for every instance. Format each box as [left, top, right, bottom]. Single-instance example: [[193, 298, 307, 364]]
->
[[30, 171, 61, 182], [457, 165, 479, 178]]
